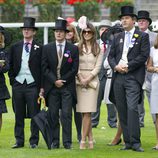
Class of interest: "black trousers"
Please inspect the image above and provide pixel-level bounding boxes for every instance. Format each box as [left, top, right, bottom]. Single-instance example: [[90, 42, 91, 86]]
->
[[12, 81, 39, 145], [47, 86, 73, 146], [113, 73, 141, 149]]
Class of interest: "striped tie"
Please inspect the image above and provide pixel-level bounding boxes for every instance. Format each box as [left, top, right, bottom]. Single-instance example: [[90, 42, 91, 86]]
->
[[25, 42, 30, 53]]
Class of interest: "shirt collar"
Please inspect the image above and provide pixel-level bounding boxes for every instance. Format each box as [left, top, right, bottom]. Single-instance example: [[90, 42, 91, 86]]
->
[[56, 40, 66, 47], [144, 28, 149, 33], [125, 27, 135, 36], [24, 39, 33, 45]]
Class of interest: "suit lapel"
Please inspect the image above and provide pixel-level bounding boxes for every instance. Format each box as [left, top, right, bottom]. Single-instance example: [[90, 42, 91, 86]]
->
[[16, 41, 23, 65], [29, 40, 39, 61], [119, 32, 125, 55], [128, 29, 140, 53], [119, 32, 125, 52], [61, 42, 69, 67], [52, 42, 58, 68]]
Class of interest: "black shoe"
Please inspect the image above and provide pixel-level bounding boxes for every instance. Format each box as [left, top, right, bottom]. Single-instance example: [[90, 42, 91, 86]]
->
[[140, 124, 144, 128], [107, 139, 122, 146], [119, 146, 132, 150], [133, 147, 144, 152], [92, 125, 97, 128], [109, 124, 117, 128], [30, 144, 38, 149], [64, 143, 72, 149], [77, 135, 81, 143], [51, 143, 59, 149], [12, 143, 24, 149]]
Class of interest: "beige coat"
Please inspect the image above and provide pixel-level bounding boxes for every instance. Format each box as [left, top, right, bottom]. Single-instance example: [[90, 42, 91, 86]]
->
[[76, 50, 103, 112]]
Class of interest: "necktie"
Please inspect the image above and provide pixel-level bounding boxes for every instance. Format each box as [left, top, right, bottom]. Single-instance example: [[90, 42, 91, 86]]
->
[[25, 42, 30, 53], [58, 44, 62, 58], [125, 32, 131, 48]]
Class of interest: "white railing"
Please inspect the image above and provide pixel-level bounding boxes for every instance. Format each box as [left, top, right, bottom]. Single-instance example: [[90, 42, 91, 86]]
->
[[1, 21, 158, 45], [0, 22, 100, 45], [1, 22, 55, 45]]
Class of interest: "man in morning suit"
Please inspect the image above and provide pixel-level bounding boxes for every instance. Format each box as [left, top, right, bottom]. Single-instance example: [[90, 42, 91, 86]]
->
[[108, 6, 150, 152], [8, 17, 43, 149], [137, 10, 157, 125], [42, 18, 79, 149], [92, 20, 117, 128]]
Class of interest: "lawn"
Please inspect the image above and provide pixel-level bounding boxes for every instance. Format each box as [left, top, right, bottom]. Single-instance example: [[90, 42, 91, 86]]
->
[[0, 76, 158, 158]]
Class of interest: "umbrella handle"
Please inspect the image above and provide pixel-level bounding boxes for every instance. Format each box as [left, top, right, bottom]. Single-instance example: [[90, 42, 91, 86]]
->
[[37, 96, 47, 110]]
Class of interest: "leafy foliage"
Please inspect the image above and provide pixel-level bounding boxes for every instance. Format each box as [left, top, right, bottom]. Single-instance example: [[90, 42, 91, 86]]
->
[[105, 0, 134, 21], [74, 1, 101, 21]]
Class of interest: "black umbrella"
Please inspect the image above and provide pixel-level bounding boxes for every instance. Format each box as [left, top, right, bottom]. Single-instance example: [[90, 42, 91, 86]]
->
[[33, 97, 53, 149]]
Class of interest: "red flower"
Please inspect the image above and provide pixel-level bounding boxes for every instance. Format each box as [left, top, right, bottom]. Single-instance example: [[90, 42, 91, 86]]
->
[[20, 0, 25, 4], [68, 57, 73, 63], [67, 0, 87, 5], [0, 0, 5, 3]]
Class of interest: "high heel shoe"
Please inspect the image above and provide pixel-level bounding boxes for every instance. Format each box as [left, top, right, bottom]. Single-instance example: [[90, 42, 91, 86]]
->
[[80, 141, 86, 149], [107, 138, 122, 146], [88, 141, 94, 149]]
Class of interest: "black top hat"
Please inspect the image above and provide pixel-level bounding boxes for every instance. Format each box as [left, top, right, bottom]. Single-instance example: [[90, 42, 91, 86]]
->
[[137, 10, 152, 25], [0, 26, 12, 46], [119, 6, 137, 19], [20, 17, 38, 30], [53, 19, 69, 32]]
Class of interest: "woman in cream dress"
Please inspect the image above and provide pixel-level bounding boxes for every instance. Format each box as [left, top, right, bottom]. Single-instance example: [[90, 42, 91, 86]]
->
[[76, 22, 103, 149], [147, 35, 158, 150]]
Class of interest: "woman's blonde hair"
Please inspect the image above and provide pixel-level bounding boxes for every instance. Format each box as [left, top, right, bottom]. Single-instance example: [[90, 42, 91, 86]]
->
[[78, 23, 100, 56], [67, 24, 80, 43], [154, 34, 158, 49], [0, 32, 5, 48]]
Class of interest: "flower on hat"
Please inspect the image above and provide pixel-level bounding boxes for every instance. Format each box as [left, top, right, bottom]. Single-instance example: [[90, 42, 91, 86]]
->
[[78, 16, 87, 30]]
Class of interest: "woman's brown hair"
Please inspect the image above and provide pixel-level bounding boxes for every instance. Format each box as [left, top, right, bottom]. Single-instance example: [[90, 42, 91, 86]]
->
[[67, 24, 80, 44], [78, 23, 100, 56]]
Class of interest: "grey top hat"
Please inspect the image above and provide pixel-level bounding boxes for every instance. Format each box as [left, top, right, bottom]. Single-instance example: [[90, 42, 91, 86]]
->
[[53, 19, 69, 32], [20, 17, 38, 30], [119, 6, 137, 19], [98, 20, 112, 30], [137, 10, 152, 25]]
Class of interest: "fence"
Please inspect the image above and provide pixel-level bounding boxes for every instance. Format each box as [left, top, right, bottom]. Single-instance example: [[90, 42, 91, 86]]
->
[[1, 21, 158, 45]]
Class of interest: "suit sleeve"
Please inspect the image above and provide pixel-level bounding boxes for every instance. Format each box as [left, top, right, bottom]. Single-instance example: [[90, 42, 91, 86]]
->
[[8, 46, 15, 85], [128, 33, 150, 72]]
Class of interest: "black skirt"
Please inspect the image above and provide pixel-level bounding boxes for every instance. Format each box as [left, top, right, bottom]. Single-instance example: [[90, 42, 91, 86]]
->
[[0, 100, 8, 114]]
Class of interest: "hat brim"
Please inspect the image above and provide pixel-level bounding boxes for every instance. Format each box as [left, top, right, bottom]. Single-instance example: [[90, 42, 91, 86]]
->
[[53, 27, 69, 32], [98, 25, 111, 30], [137, 17, 152, 25], [20, 27, 38, 30], [119, 14, 137, 19]]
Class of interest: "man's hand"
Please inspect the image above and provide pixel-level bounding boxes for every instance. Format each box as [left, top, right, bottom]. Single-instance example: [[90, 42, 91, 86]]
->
[[55, 80, 64, 88], [114, 65, 128, 74], [39, 88, 44, 97]]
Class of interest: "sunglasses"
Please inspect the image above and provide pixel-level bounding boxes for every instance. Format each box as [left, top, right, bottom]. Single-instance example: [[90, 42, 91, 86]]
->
[[83, 30, 92, 34]]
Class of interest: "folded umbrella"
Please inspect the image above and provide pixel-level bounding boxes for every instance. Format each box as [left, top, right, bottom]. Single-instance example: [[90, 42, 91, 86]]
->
[[33, 97, 53, 149]]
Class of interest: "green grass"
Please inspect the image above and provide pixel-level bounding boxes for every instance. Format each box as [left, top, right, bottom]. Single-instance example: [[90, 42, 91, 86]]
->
[[1, 76, 158, 158]]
